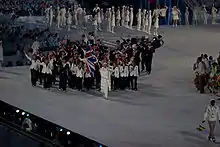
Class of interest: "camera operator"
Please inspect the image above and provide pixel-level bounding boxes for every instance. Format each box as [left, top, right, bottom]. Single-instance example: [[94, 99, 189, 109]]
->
[[22, 114, 33, 132], [145, 35, 164, 74], [150, 35, 164, 50]]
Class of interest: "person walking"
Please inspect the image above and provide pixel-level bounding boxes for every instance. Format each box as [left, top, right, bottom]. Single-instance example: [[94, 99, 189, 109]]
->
[[202, 99, 220, 142], [197, 57, 206, 93], [0, 39, 3, 69]]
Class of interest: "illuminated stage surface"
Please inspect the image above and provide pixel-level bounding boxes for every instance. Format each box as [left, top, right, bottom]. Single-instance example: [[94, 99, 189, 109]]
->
[[1, 23, 220, 147]]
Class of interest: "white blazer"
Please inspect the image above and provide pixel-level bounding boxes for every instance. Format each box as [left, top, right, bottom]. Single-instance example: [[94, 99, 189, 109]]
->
[[30, 60, 40, 70], [41, 63, 52, 74], [204, 104, 220, 121], [130, 65, 138, 77], [114, 67, 119, 78], [124, 65, 129, 77], [76, 67, 83, 78], [119, 66, 124, 77], [71, 64, 77, 75]]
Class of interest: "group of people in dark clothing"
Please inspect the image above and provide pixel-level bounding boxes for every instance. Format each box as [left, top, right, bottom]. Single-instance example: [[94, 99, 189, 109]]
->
[[29, 32, 164, 93]]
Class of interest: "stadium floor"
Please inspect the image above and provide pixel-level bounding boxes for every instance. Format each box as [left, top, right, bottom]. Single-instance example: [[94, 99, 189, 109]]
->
[[1, 23, 220, 147]]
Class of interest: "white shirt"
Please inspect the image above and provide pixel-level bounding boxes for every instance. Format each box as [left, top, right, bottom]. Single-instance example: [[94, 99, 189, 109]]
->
[[124, 65, 129, 77], [153, 9, 160, 18], [76, 67, 83, 78], [129, 65, 134, 76], [45, 8, 50, 16], [204, 104, 220, 121], [197, 62, 205, 75], [61, 8, 66, 16], [100, 67, 109, 80], [114, 66, 119, 78], [116, 10, 121, 19], [77, 7, 83, 15], [85, 72, 91, 78], [204, 59, 210, 73], [71, 64, 77, 74], [160, 8, 167, 17], [41, 63, 52, 74], [119, 66, 124, 77], [130, 65, 138, 77], [137, 10, 142, 21], [31, 41, 40, 54], [93, 7, 100, 13], [30, 60, 39, 70]]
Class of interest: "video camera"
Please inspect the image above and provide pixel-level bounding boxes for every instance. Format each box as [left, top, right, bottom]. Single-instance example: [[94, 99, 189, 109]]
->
[[149, 35, 164, 50]]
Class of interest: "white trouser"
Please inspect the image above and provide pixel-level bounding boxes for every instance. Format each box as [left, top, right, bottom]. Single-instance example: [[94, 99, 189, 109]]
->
[[129, 20, 133, 29], [145, 25, 148, 32], [148, 24, 151, 34], [94, 25, 98, 35], [121, 19, 124, 26], [101, 79, 109, 99], [98, 23, 101, 30], [125, 21, 128, 28], [203, 15, 207, 24], [154, 27, 158, 36], [61, 16, 64, 26], [46, 16, 49, 25], [107, 20, 111, 32], [57, 18, 60, 28], [142, 24, 146, 31], [137, 21, 141, 30], [104, 80, 109, 99], [111, 26, 115, 33], [67, 24, 71, 30], [49, 17, 53, 27], [116, 19, 120, 26], [212, 16, 216, 24]]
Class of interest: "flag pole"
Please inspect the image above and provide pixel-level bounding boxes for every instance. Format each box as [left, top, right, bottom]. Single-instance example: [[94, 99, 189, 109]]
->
[[148, 0, 150, 10], [177, 0, 179, 7], [156, 0, 159, 6], [167, 0, 171, 25], [145, 0, 147, 9]]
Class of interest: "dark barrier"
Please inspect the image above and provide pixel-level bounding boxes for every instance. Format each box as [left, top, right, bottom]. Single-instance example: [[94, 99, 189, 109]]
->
[[0, 100, 107, 147]]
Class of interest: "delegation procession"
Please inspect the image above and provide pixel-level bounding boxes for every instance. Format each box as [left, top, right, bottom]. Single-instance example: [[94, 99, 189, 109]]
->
[[1, 0, 218, 100], [2, 0, 220, 144], [43, 3, 219, 35]]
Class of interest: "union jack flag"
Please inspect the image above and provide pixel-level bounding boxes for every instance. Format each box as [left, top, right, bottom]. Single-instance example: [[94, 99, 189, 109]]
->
[[84, 42, 97, 77]]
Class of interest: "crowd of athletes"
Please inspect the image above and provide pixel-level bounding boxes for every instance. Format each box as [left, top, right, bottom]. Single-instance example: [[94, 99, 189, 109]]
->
[[29, 33, 163, 92]]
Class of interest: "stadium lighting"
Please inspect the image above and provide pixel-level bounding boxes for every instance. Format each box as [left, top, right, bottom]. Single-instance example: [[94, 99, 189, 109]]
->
[[22, 112, 25, 115], [16, 110, 20, 113], [26, 114, 29, 117], [60, 129, 63, 132], [67, 131, 70, 135], [99, 145, 102, 147]]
